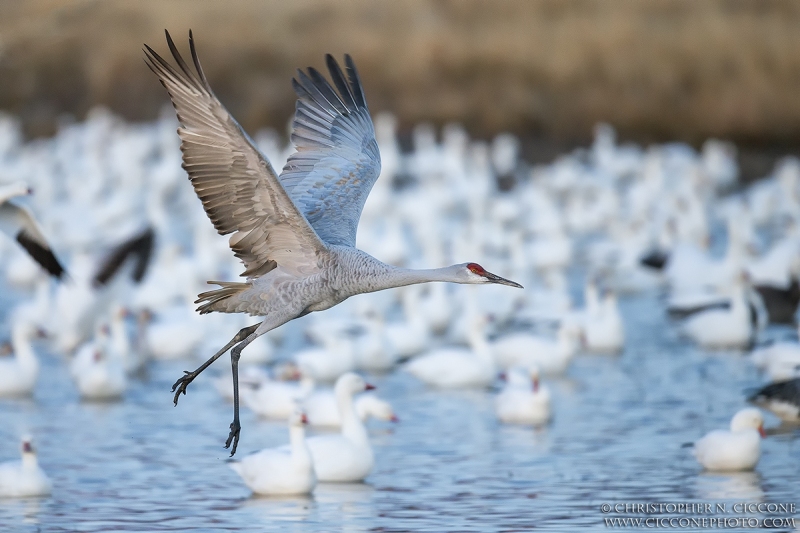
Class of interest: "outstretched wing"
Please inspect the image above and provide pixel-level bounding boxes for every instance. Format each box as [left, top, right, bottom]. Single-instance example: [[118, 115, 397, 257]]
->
[[280, 54, 381, 247], [0, 201, 66, 280], [144, 31, 326, 279]]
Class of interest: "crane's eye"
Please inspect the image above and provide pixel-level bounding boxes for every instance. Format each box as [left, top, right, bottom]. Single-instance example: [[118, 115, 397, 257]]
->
[[467, 263, 486, 276]]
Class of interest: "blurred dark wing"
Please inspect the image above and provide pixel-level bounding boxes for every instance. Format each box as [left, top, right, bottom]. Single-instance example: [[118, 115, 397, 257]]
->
[[280, 54, 381, 247], [144, 31, 325, 278], [93, 227, 155, 287], [748, 378, 800, 405], [0, 201, 66, 279]]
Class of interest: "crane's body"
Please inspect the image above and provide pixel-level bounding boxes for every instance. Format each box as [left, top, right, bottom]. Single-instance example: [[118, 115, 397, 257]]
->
[[200, 247, 482, 319], [145, 31, 521, 455]]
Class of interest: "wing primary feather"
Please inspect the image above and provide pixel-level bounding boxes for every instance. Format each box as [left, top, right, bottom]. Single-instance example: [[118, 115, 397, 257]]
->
[[295, 70, 338, 118], [279, 53, 380, 246], [164, 30, 204, 90], [307, 67, 348, 114], [188, 29, 215, 94], [325, 54, 358, 111], [143, 45, 184, 84], [145, 32, 325, 279], [344, 54, 367, 109], [291, 78, 313, 102]]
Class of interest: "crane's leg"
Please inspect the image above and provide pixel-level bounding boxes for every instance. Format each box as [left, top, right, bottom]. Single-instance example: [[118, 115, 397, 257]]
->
[[170, 324, 259, 406], [225, 330, 260, 456]]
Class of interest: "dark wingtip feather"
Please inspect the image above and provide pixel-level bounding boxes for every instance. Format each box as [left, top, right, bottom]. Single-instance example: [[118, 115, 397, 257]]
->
[[16, 231, 66, 280], [343, 54, 367, 109], [188, 29, 213, 93], [291, 77, 311, 100], [325, 54, 358, 112], [295, 69, 337, 116], [165, 29, 202, 89], [307, 67, 347, 114]]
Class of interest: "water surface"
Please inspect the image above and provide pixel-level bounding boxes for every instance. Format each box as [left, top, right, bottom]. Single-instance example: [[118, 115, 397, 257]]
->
[[1, 287, 798, 532]]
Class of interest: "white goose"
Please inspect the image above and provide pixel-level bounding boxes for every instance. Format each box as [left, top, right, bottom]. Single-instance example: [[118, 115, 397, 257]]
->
[[214, 365, 271, 403], [385, 286, 431, 358], [143, 302, 205, 361], [492, 322, 582, 375], [229, 409, 316, 496], [304, 373, 375, 482], [683, 275, 752, 349], [107, 305, 147, 375], [294, 334, 355, 383], [750, 342, 800, 382], [72, 329, 127, 401], [0, 436, 51, 498], [692, 408, 765, 472], [0, 318, 41, 397], [304, 392, 398, 428], [583, 291, 625, 353], [353, 314, 399, 372], [405, 315, 496, 389], [241, 374, 315, 420], [418, 281, 452, 335], [495, 366, 551, 426]]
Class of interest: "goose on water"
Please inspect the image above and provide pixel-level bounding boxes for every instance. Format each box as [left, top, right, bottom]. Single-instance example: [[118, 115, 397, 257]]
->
[[492, 322, 581, 375], [302, 373, 376, 482], [750, 342, 800, 382], [229, 409, 316, 496], [691, 408, 765, 472], [682, 275, 753, 349], [0, 318, 41, 397], [494, 366, 551, 426], [241, 373, 315, 420], [0, 437, 51, 498], [72, 341, 127, 401], [144, 31, 522, 455], [405, 314, 496, 389], [304, 391, 398, 428]]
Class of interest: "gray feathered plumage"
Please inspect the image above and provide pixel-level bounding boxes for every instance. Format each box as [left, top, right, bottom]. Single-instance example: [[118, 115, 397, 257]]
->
[[144, 31, 521, 457], [143, 31, 326, 280], [144, 31, 381, 284], [281, 55, 381, 247]]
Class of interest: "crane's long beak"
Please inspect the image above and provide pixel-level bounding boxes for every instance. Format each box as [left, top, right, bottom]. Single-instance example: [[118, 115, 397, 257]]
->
[[484, 271, 523, 289]]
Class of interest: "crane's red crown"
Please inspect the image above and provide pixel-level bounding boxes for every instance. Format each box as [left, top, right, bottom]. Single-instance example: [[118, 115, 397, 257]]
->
[[467, 263, 487, 276]]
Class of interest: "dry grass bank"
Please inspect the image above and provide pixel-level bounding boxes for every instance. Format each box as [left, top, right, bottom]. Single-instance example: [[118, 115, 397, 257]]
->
[[0, 0, 799, 150]]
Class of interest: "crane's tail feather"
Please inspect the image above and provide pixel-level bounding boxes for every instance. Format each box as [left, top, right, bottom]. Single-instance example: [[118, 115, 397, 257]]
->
[[195, 281, 250, 314]]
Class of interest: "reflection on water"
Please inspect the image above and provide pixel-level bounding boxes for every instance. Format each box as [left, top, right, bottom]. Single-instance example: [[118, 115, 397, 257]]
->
[[0, 498, 44, 526], [0, 290, 799, 531], [694, 472, 764, 501], [239, 494, 314, 523]]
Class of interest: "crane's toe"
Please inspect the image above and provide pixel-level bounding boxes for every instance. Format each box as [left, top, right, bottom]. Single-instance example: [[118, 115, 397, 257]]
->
[[225, 419, 241, 456], [171, 370, 195, 405]]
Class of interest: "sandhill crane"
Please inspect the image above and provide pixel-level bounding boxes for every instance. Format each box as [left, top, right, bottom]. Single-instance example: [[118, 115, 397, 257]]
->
[[144, 31, 522, 455], [0, 182, 66, 279]]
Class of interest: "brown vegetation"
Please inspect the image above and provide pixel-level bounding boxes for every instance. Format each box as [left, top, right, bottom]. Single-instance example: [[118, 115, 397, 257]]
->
[[1, 0, 800, 153]]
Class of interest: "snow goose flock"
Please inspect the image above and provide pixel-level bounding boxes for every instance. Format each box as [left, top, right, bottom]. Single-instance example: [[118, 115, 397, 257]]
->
[[0, 28, 798, 528]]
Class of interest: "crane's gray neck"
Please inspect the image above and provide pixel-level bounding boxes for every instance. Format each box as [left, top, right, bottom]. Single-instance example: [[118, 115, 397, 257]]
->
[[367, 263, 464, 293], [335, 248, 466, 296]]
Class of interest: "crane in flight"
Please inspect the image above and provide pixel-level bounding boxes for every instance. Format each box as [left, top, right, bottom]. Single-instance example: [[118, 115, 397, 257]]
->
[[144, 31, 522, 455]]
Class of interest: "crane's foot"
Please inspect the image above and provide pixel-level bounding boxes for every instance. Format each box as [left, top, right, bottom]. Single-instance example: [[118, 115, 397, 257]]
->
[[171, 370, 197, 406], [169, 324, 261, 407], [225, 419, 241, 456]]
